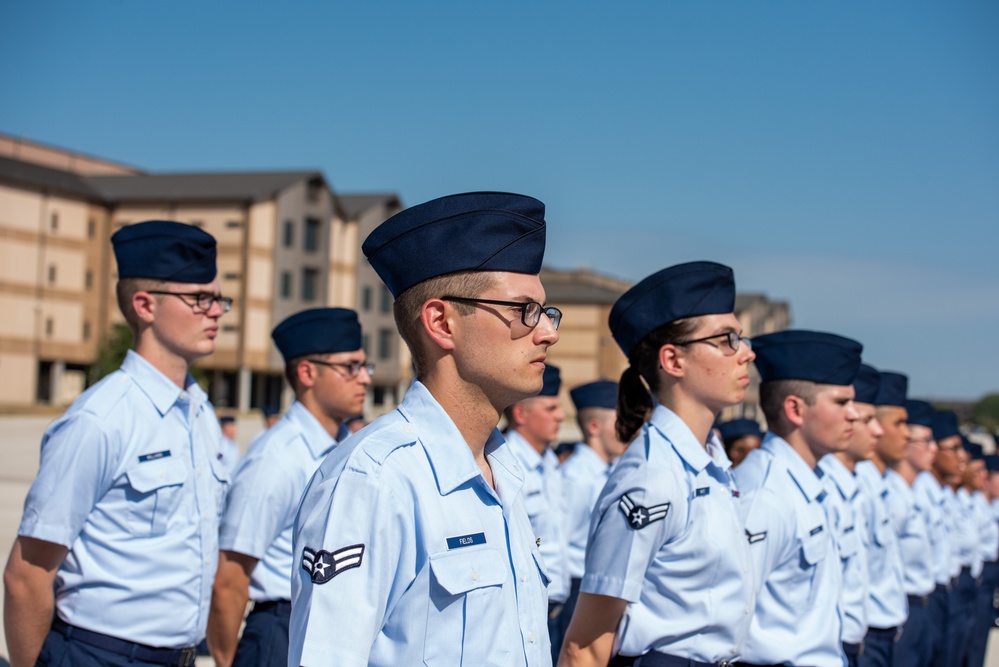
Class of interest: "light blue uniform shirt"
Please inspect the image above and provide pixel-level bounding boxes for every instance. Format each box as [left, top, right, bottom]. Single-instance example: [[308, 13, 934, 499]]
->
[[855, 461, 908, 628], [884, 469, 935, 597], [507, 429, 570, 603], [818, 455, 869, 644], [560, 443, 611, 580], [18, 350, 228, 648], [734, 434, 845, 667], [913, 471, 951, 586], [977, 491, 999, 563], [582, 405, 754, 662], [218, 437, 242, 476], [942, 486, 963, 578], [956, 488, 983, 576], [219, 400, 344, 602], [290, 381, 551, 667]]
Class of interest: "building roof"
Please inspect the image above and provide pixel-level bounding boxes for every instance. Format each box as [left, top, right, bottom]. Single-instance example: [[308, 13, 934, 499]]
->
[[87, 170, 327, 203], [0, 155, 103, 200], [338, 193, 402, 219], [540, 267, 633, 305]]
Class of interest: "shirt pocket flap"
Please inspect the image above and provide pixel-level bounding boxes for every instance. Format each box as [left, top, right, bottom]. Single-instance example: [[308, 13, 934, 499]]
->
[[430, 548, 507, 595], [838, 524, 861, 558], [127, 459, 186, 494], [532, 548, 552, 588], [800, 531, 828, 566]]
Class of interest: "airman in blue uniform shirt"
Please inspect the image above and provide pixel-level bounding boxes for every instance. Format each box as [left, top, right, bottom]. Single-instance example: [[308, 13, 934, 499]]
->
[[207, 307, 369, 667], [289, 192, 561, 667], [5, 220, 231, 667], [735, 329, 863, 667], [560, 261, 757, 667]]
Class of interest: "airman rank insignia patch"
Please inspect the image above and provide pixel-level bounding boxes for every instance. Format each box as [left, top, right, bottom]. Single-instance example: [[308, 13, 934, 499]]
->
[[618, 493, 670, 530], [302, 544, 364, 584]]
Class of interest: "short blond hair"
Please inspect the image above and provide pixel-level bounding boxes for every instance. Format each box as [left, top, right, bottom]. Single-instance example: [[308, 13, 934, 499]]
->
[[392, 271, 496, 377], [115, 278, 167, 334]]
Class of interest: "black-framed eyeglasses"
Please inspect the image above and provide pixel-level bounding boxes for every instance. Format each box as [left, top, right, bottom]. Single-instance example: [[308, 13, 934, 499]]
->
[[674, 331, 750, 355], [306, 358, 376, 379], [441, 296, 562, 330], [147, 291, 233, 313], [908, 436, 936, 447]]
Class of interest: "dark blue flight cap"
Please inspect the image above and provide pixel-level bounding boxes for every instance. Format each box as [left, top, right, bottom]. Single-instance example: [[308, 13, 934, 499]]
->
[[931, 410, 960, 441], [717, 418, 763, 444], [609, 261, 735, 357], [752, 330, 863, 386], [570, 381, 618, 411], [219, 416, 235, 425], [875, 372, 908, 407], [853, 364, 881, 404], [271, 308, 363, 362], [904, 399, 935, 428], [963, 438, 984, 461], [985, 454, 999, 473], [112, 220, 217, 283], [554, 442, 577, 458], [361, 192, 546, 298], [539, 364, 561, 397], [262, 405, 280, 418]]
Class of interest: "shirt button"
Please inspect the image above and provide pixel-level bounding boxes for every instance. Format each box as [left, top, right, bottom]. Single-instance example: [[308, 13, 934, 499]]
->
[[471, 569, 479, 582], [528, 631, 536, 643], [520, 573, 526, 583]]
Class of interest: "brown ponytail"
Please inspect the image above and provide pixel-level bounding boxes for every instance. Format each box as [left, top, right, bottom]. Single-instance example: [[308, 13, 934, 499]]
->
[[615, 317, 700, 443]]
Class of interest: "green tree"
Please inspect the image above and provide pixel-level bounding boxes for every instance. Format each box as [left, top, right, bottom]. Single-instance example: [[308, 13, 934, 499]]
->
[[971, 393, 999, 431]]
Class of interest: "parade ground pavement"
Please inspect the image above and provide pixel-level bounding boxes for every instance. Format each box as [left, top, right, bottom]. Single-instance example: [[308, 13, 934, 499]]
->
[[1, 413, 998, 666]]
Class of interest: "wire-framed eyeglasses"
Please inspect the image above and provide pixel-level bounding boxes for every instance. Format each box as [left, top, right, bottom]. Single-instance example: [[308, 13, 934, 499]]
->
[[674, 331, 751, 355], [147, 290, 233, 313], [306, 359, 376, 379], [441, 296, 562, 330]]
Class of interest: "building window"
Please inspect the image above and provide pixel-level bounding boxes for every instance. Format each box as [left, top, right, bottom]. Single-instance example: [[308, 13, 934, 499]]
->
[[190, 220, 204, 228], [83, 321, 91, 341], [373, 386, 386, 406], [223, 324, 239, 332], [307, 178, 322, 203], [226, 220, 241, 229], [87, 218, 96, 238], [304, 217, 320, 252], [280, 271, 292, 299], [361, 286, 372, 312], [224, 272, 240, 281], [283, 220, 294, 248], [378, 328, 392, 360], [45, 317, 53, 336], [48, 265, 56, 284], [85, 269, 93, 289], [362, 333, 370, 356], [50, 212, 58, 231], [379, 285, 391, 314], [301, 268, 318, 302]]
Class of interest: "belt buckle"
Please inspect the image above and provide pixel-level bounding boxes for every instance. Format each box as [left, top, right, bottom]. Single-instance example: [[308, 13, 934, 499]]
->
[[177, 646, 197, 666], [718, 661, 733, 667], [858, 640, 865, 657]]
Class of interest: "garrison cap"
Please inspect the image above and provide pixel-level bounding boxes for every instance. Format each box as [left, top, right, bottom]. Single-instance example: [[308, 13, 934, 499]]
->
[[752, 330, 863, 386], [361, 192, 546, 298], [931, 410, 960, 441], [963, 437, 984, 460], [853, 364, 881, 404], [985, 455, 999, 473], [219, 416, 235, 425], [904, 400, 935, 428], [609, 261, 735, 357], [554, 442, 577, 458], [717, 418, 763, 444], [262, 405, 279, 418], [875, 372, 908, 407], [570, 381, 618, 411], [271, 308, 363, 362], [112, 220, 217, 283], [539, 364, 562, 397]]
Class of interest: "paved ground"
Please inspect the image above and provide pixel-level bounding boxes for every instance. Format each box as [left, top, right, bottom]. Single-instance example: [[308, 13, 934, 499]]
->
[[2, 413, 999, 665]]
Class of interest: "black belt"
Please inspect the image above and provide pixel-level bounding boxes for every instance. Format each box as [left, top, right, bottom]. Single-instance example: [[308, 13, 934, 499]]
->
[[52, 619, 197, 666], [252, 599, 291, 614], [609, 652, 742, 667], [867, 626, 900, 642], [843, 641, 864, 656], [908, 593, 931, 608]]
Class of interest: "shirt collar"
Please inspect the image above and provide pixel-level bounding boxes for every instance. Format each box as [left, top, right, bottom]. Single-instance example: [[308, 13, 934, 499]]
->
[[648, 404, 713, 473], [397, 380, 520, 496], [285, 400, 340, 458], [121, 350, 205, 417], [573, 443, 612, 473], [506, 429, 546, 470], [818, 454, 859, 501], [761, 432, 825, 502]]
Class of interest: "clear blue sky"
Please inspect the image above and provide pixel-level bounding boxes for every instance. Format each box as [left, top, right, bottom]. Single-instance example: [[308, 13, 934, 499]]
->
[[2, 1, 997, 400]]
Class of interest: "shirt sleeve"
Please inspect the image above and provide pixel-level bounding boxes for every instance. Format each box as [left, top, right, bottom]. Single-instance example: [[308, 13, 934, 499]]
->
[[295, 464, 413, 667], [581, 461, 682, 603], [741, 486, 793, 594], [19, 411, 119, 548]]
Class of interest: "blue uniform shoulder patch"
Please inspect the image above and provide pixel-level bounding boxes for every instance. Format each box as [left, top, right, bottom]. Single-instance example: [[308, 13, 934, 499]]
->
[[618, 493, 670, 530]]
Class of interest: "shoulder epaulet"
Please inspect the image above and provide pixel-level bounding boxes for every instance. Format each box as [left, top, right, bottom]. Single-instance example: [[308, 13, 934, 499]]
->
[[75, 370, 133, 420], [355, 419, 421, 465]]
